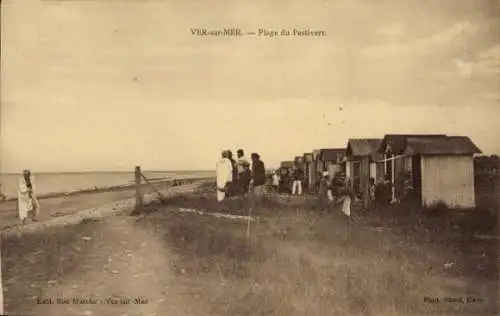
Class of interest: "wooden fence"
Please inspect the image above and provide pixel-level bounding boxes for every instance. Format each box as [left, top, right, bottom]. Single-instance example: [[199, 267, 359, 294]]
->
[[132, 166, 214, 214]]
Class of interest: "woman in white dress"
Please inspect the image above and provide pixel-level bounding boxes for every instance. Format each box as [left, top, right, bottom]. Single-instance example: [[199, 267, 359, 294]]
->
[[18, 169, 40, 224], [216, 151, 233, 202]]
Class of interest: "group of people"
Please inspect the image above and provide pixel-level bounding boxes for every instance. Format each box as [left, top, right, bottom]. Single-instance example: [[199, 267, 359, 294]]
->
[[317, 171, 355, 216], [275, 166, 306, 195], [215, 149, 266, 202], [370, 174, 414, 207]]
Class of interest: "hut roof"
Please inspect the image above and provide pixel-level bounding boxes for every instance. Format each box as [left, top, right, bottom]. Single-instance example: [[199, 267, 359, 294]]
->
[[319, 148, 345, 162], [312, 149, 321, 159], [347, 138, 383, 159], [405, 136, 482, 155], [280, 161, 294, 168], [380, 134, 448, 154], [303, 153, 313, 162]]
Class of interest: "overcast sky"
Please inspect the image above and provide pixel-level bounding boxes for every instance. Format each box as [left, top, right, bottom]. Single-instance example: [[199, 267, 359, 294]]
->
[[1, 0, 499, 172]]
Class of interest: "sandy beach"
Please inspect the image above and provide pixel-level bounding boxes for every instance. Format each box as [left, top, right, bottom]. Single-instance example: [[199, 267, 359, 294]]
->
[[0, 177, 213, 231]]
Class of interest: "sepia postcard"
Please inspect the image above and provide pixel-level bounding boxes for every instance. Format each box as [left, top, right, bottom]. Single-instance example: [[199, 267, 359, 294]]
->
[[0, 0, 499, 315]]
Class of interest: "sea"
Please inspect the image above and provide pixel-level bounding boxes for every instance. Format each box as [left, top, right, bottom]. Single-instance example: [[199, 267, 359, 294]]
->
[[0, 171, 215, 199]]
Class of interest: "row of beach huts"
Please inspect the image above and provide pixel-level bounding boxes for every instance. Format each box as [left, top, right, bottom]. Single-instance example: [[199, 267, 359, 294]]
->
[[279, 134, 485, 209]]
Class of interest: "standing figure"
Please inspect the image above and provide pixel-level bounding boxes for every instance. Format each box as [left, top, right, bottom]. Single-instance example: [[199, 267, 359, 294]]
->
[[250, 153, 266, 203], [226, 150, 238, 197], [216, 151, 233, 202], [314, 171, 323, 193], [317, 172, 331, 197], [331, 172, 355, 217], [317, 172, 334, 211], [369, 177, 376, 206], [291, 166, 304, 195], [236, 149, 251, 196], [271, 171, 280, 194], [383, 175, 394, 205], [18, 169, 40, 224]]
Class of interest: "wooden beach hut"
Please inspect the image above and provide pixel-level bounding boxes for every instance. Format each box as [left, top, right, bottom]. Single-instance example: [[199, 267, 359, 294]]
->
[[312, 149, 322, 175], [319, 148, 346, 179], [311, 149, 321, 191], [402, 135, 481, 209], [345, 138, 384, 196], [379, 134, 447, 200], [280, 161, 294, 172], [303, 153, 314, 189]]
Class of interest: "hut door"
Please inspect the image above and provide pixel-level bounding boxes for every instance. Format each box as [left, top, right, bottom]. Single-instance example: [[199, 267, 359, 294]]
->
[[353, 161, 361, 193], [411, 154, 422, 204], [386, 151, 393, 181], [412, 154, 422, 191], [369, 162, 377, 181]]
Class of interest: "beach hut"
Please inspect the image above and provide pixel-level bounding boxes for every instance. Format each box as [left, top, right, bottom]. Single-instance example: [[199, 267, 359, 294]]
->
[[379, 134, 447, 200], [279, 161, 294, 193], [402, 135, 481, 209], [303, 153, 314, 189], [311, 149, 321, 191], [312, 149, 322, 175], [280, 161, 294, 171], [345, 138, 384, 196], [319, 148, 346, 179]]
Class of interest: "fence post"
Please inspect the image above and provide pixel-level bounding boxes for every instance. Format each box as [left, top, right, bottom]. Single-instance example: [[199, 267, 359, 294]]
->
[[135, 166, 143, 213]]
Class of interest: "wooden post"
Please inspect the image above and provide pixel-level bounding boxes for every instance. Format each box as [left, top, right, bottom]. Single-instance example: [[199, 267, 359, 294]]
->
[[362, 156, 370, 209], [135, 166, 143, 213]]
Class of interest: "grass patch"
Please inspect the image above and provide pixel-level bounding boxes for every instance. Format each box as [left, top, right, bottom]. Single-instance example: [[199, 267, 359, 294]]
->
[[3, 186, 498, 315], [1, 220, 107, 313], [136, 192, 499, 315]]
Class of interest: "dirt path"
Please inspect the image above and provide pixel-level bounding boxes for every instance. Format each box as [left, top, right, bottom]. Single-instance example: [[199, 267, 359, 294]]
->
[[7, 216, 209, 316]]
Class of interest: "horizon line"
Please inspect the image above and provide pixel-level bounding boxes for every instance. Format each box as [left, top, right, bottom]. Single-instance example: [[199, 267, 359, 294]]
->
[[0, 169, 216, 175]]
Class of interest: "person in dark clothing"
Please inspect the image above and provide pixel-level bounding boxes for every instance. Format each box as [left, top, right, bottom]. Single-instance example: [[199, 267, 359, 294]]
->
[[226, 150, 238, 197], [384, 175, 393, 205], [236, 149, 251, 196], [375, 176, 392, 207], [250, 153, 266, 200], [374, 178, 385, 208], [292, 166, 305, 195]]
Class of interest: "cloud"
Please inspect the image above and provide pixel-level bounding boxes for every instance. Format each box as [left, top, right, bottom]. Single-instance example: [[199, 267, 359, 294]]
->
[[454, 44, 500, 78], [376, 23, 404, 36], [362, 21, 478, 58]]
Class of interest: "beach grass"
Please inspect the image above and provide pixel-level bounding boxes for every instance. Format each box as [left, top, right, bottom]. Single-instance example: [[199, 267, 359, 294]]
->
[[1, 184, 498, 315]]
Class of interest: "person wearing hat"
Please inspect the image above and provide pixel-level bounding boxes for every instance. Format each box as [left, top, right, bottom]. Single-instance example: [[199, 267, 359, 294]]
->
[[18, 169, 40, 224], [236, 149, 251, 196]]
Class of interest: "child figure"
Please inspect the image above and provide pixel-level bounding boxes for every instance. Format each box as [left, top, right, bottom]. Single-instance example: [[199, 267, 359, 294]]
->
[[272, 172, 280, 194], [369, 177, 376, 200]]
